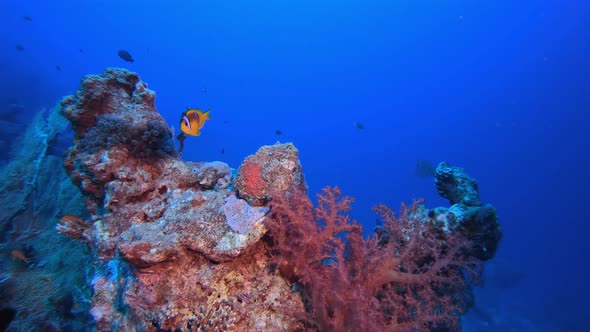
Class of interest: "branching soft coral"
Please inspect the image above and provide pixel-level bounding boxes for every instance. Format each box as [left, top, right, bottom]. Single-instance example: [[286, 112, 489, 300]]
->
[[268, 186, 378, 331], [267, 186, 481, 332], [367, 203, 481, 330]]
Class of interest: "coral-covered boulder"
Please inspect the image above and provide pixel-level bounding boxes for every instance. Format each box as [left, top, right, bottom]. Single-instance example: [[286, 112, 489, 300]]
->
[[435, 162, 481, 206], [61, 68, 178, 206], [431, 162, 502, 260], [234, 142, 306, 206]]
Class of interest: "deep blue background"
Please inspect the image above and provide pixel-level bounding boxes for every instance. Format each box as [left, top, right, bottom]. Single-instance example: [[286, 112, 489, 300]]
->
[[2, 1, 589, 330]]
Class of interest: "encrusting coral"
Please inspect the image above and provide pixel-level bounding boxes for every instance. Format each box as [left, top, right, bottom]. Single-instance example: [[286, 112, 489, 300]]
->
[[54, 68, 501, 331]]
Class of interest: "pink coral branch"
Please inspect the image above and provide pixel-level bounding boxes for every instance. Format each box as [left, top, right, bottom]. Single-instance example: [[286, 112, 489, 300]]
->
[[268, 186, 481, 331]]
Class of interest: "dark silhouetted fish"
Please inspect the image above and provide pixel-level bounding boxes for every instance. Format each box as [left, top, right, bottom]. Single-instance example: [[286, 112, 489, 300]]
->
[[354, 121, 364, 129], [275, 129, 283, 135], [55, 65, 62, 72], [220, 148, 225, 154], [118, 50, 134, 63], [415, 160, 436, 178], [22, 16, 32, 22], [15, 44, 24, 51], [0, 307, 16, 331]]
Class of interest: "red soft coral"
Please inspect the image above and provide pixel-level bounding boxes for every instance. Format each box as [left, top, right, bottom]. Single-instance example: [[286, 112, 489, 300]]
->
[[368, 203, 480, 330], [268, 186, 379, 331], [267, 186, 480, 332]]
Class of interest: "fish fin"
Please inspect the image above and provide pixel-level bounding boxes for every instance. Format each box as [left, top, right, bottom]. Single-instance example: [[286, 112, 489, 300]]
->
[[203, 110, 211, 120]]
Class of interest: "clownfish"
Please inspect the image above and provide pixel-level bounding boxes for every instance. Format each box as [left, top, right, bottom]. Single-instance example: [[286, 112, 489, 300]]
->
[[180, 108, 211, 136]]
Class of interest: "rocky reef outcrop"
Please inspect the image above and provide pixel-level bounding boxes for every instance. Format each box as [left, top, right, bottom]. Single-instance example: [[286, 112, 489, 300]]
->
[[58, 68, 305, 331], [51, 68, 502, 331], [432, 162, 503, 260]]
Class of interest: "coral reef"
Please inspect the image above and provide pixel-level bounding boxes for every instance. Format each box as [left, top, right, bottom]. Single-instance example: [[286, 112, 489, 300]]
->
[[52, 68, 501, 332], [58, 68, 305, 331], [0, 102, 26, 165], [0, 106, 74, 223], [0, 105, 93, 331]]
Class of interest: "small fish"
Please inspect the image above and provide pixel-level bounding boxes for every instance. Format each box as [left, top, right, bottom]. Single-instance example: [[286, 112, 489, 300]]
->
[[354, 122, 364, 130], [15, 44, 24, 51], [180, 109, 211, 136], [55, 65, 62, 72], [59, 215, 82, 223], [220, 148, 225, 155], [275, 129, 283, 135], [415, 160, 436, 178], [117, 50, 134, 63], [10, 250, 29, 264], [79, 48, 84, 53], [22, 16, 32, 22]]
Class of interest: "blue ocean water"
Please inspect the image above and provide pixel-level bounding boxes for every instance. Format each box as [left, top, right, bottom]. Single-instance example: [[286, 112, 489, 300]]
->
[[1, 0, 589, 330]]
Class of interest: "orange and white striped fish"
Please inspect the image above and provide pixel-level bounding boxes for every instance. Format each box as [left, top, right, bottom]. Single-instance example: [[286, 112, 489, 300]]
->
[[180, 108, 211, 136]]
